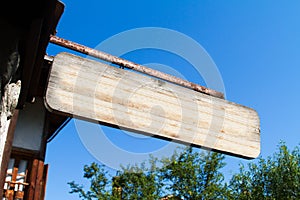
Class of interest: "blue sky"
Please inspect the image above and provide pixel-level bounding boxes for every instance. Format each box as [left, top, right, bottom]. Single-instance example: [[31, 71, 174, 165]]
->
[[45, 1, 300, 199]]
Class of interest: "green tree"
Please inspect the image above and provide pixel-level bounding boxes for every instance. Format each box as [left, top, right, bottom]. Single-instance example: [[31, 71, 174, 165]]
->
[[69, 143, 300, 200], [160, 148, 227, 199], [112, 159, 162, 199], [68, 147, 227, 200], [68, 162, 114, 200], [229, 143, 300, 199]]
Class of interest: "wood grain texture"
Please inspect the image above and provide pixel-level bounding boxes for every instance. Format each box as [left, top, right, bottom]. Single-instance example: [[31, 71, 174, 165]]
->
[[45, 52, 260, 159]]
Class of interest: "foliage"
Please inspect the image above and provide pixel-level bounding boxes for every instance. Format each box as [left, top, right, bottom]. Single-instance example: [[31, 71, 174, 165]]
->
[[112, 163, 161, 200], [160, 148, 227, 199], [229, 142, 300, 199], [68, 147, 227, 200], [69, 143, 300, 200], [68, 162, 113, 200]]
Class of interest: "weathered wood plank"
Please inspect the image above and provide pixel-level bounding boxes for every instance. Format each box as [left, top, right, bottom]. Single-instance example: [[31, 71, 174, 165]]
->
[[45, 52, 260, 159]]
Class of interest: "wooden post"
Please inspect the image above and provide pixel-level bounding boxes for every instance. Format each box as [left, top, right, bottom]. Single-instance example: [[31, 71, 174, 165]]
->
[[34, 160, 44, 199], [27, 159, 38, 199], [40, 164, 49, 200], [27, 159, 47, 200]]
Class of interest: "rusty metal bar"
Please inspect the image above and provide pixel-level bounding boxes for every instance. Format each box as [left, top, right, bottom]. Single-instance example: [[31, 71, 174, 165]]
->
[[49, 35, 224, 99]]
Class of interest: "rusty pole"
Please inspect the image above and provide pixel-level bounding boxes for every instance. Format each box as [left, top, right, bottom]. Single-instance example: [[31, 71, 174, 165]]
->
[[49, 35, 224, 99]]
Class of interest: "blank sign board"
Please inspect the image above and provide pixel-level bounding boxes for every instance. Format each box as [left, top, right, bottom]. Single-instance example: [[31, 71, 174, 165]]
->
[[45, 52, 260, 159]]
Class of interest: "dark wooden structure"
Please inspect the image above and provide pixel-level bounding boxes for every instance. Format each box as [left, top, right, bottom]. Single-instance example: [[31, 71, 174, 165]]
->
[[0, 1, 67, 199]]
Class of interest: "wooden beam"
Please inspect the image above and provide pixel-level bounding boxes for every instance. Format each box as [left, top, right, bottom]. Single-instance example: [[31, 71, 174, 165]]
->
[[27, 159, 45, 200], [45, 52, 260, 159], [17, 18, 43, 108], [40, 164, 49, 200], [27, 159, 38, 199], [34, 160, 44, 200]]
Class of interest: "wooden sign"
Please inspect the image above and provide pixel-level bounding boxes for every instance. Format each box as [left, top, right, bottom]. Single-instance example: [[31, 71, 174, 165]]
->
[[45, 52, 260, 159]]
